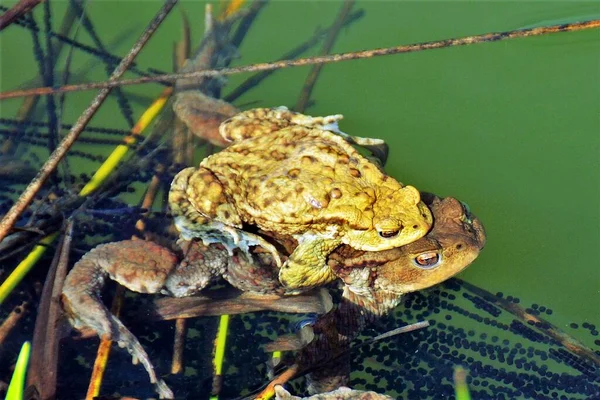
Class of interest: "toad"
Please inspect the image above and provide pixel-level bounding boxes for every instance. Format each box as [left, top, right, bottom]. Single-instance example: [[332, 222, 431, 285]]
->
[[61, 194, 484, 398], [169, 107, 433, 290], [295, 194, 486, 394], [274, 385, 393, 400]]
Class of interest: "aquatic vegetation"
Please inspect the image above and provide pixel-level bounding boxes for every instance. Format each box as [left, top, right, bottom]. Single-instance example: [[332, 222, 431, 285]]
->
[[5, 341, 30, 400]]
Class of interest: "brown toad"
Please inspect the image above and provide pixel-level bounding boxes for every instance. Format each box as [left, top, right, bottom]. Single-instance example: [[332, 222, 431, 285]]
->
[[274, 385, 393, 400], [169, 107, 433, 290]]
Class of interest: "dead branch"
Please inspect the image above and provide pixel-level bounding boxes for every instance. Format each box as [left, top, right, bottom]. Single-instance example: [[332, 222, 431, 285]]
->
[[0, 301, 28, 344], [27, 220, 73, 400], [149, 288, 333, 320], [0, 0, 43, 31], [1, 19, 598, 101], [171, 318, 186, 374]]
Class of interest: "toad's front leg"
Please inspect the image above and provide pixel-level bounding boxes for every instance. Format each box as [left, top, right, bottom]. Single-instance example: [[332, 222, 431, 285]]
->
[[169, 166, 282, 266], [278, 236, 341, 290]]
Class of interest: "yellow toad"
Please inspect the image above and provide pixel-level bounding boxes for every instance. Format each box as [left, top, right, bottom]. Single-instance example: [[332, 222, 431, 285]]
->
[[169, 107, 432, 289]]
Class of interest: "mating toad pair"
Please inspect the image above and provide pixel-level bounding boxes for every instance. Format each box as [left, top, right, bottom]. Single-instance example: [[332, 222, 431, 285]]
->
[[62, 105, 486, 398], [169, 106, 433, 291]]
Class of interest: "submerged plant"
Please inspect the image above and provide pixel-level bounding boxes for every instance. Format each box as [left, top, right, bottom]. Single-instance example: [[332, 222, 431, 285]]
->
[[6, 341, 30, 400]]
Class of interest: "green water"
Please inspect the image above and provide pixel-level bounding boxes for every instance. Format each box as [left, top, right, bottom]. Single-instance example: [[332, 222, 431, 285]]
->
[[232, 0, 600, 337], [1, 0, 599, 395]]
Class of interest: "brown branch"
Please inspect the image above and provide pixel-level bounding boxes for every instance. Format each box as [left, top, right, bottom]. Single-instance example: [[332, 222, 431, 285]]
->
[[295, 0, 354, 112], [27, 220, 73, 400], [0, 0, 43, 31], [171, 318, 186, 374], [253, 364, 300, 400], [457, 278, 600, 367], [148, 288, 333, 320], [134, 164, 165, 235], [1, 19, 598, 101], [0, 0, 179, 244], [0, 301, 28, 344], [86, 286, 125, 400]]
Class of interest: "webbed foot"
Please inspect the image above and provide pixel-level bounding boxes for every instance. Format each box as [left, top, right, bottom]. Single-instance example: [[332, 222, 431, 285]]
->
[[278, 237, 340, 290], [221, 227, 283, 268]]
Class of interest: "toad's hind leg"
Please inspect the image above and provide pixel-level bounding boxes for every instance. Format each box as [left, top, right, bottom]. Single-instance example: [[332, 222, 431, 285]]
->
[[169, 167, 282, 266], [278, 236, 341, 290], [219, 106, 345, 142], [219, 106, 388, 164], [62, 241, 179, 398], [169, 166, 241, 239]]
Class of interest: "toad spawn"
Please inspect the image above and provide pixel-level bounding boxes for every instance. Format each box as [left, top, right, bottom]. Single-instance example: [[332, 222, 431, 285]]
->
[[169, 107, 433, 289]]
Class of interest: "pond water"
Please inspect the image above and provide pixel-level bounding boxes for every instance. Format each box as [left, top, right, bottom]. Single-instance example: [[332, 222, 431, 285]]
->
[[0, 1, 598, 399]]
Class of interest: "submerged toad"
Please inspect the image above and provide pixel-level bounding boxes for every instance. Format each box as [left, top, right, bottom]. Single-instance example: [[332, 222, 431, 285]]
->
[[275, 385, 393, 400], [61, 194, 484, 398], [169, 107, 433, 289]]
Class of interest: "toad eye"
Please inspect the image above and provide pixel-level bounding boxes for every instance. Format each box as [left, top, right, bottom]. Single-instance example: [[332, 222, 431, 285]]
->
[[379, 230, 399, 238], [413, 252, 441, 269]]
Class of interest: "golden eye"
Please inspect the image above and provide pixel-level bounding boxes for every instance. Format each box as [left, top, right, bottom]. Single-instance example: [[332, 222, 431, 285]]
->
[[379, 230, 399, 238], [413, 252, 441, 269]]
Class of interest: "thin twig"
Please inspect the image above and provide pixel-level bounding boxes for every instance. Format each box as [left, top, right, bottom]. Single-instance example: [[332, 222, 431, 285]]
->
[[42, 0, 60, 176], [171, 318, 186, 374], [150, 289, 332, 320], [254, 364, 300, 400], [0, 301, 28, 344], [85, 286, 124, 400], [0, 0, 179, 244], [134, 165, 165, 235], [0, 0, 43, 31], [2, 19, 598, 101], [295, 0, 354, 112], [171, 15, 191, 166], [372, 320, 430, 341]]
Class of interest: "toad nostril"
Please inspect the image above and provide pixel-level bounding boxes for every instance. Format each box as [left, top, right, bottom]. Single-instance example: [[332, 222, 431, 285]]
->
[[412, 225, 418, 229], [456, 243, 463, 250]]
